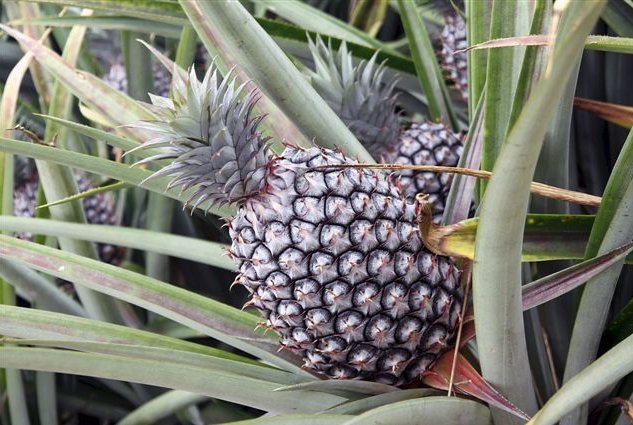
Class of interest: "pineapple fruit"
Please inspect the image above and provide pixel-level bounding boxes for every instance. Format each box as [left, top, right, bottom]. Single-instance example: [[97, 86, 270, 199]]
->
[[438, 13, 468, 101], [306, 37, 464, 222], [103, 56, 172, 97], [133, 66, 464, 385]]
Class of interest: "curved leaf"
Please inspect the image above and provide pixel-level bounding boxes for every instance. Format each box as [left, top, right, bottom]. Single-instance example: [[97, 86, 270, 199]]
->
[[528, 334, 633, 425], [341, 397, 492, 425], [0, 347, 343, 414], [179, 0, 373, 161], [0, 235, 307, 375]]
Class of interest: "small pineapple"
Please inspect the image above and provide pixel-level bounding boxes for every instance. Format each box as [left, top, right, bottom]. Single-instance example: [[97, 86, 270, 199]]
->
[[438, 13, 468, 100], [133, 66, 463, 385], [103, 56, 172, 97], [306, 38, 464, 221], [13, 156, 124, 265]]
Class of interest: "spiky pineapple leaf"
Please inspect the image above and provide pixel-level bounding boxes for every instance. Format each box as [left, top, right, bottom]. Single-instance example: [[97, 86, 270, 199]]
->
[[179, 0, 372, 161], [220, 415, 351, 425], [432, 214, 633, 263], [10, 15, 183, 38], [0, 346, 343, 414], [527, 334, 633, 425], [465, 34, 633, 55], [323, 389, 439, 415], [0, 24, 154, 138], [0, 234, 308, 375], [0, 216, 234, 270], [6, 339, 306, 385], [20, 0, 187, 25]]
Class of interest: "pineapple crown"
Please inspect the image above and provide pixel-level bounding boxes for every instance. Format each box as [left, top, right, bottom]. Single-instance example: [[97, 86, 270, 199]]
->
[[306, 36, 401, 157], [129, 65, 271, 210]]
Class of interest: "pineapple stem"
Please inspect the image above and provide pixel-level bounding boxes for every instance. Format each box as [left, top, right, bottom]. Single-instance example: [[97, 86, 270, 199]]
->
[[317, 163, 602, 207]]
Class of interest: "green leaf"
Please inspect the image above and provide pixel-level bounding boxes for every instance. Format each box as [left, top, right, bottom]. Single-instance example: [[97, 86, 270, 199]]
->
[[117, 391, 208, 425], [396, 0, 456, 129], [522, 241, 633, 310], [0, 346, 343, 414], [0, 216, 234, 270], [0, 305, 250, 364], [0, 235, 306, 375], [179, 0, 373, 161], [7, 339, 308, 385], [0, 258, 85, 316], [249, 0, 402, 57], [465, 0, 492, 113], [435, 214, 633, 263], [222, 415, 352, 425], [19, 0, 187, 25], [480, 0, 532, 190], [10, 15, 183, 38], [562, 128, 633, 425], [472, 3, 606, 422], [323, 389, 439, 415], [527, 334, 633, 425], [0, 24, 153, 128], [341, 397, 492, 425]]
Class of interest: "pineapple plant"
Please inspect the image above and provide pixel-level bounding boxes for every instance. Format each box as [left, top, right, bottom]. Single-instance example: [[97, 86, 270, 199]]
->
[[0, 1, 632, 425], [133, 66, 464, 384], [306, 37, 464, 221]]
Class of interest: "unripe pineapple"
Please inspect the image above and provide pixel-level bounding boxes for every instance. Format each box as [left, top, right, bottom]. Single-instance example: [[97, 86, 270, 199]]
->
[[438, 13, 468, 101], [13, 155, 123, 265], [306, 37, 464, 221], [102, 56, 172, 97], [132, 66, 463, 385]]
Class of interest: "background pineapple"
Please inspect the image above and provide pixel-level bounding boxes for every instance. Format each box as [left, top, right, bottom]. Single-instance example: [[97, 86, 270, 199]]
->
[[13, 155, 124, 265], [306, 37, 465, 222]]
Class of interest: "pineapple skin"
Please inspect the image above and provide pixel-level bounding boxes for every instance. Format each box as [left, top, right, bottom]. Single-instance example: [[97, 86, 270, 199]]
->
[[134, 66, 464, 385], [382, 122, 464, 222], [228, 146, 463, 385]]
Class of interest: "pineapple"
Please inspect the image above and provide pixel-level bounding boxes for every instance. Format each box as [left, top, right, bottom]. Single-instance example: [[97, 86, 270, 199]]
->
[[306, 37, 464, 221], [132, 66, 463, 385], [438, 13, 468, 101], [13, 155, 124, 265], [103, 56, 172, 97]]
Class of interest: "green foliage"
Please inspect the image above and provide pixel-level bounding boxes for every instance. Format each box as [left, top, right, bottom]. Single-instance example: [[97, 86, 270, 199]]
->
[[0, 1, 632, 424]]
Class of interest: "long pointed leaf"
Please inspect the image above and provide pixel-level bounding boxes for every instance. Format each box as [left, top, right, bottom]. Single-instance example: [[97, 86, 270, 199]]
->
[[0, 235, 307, 375], [472, 3, 605, 421], [522, 241, 633, 310], [179, 0, 373, 161], [528, 334, 633, 425], [0, 347, 342, 414]]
